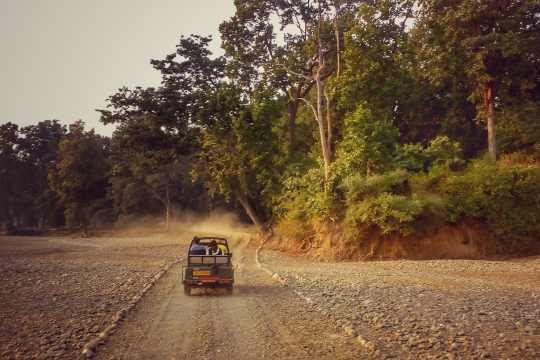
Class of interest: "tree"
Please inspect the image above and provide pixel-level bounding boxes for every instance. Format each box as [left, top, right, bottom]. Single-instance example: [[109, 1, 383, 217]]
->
[[336, 104, 399, 177], [0, 123, 26, 229], [220, 1, 360, 157], [110, 116, 201, 229], [196, 85, 280, 229], [48, 121, 110, 234], [19, 120, 66, 228], [416, 0, 540, 161]]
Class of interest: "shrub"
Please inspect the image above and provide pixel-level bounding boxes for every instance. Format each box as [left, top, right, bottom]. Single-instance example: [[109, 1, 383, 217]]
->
[[276, 217, 312, 239], [395, 136, 465, 173], [276, 164, 341, 235], [440, 160, 540, 251], [409, 164, 453, 194], [343, 169, 410, 202], [335, 104, 399, 178], [345, 193, 424, 236], [425, 135, 464, 168], [395, 143, 429, 172]]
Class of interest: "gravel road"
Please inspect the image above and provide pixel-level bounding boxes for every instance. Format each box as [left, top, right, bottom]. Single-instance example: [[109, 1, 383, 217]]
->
[[96, 235, 359, 360], [1, 234, 538, 359], [259, 249, 540, 359]]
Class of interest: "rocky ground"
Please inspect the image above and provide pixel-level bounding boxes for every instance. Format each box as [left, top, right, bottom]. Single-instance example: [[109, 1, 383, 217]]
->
[[0, 235, 186, 359], [259, 249, 540, 359], [2, 233, 539, 360]]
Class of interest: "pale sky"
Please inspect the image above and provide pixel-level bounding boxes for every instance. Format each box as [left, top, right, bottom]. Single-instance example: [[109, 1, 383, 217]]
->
[[0, 0, 236, 135]]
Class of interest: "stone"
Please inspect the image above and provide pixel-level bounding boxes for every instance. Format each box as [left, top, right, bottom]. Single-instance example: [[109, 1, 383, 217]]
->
[[343, 325, 356, 337]]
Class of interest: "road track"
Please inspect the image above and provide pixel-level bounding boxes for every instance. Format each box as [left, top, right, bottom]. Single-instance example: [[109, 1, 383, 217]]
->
[[96, 236, 361, 360]]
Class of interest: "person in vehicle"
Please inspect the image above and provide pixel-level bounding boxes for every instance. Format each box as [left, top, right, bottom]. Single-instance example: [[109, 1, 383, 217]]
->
[[189, 237, 207, 255], [208, 240, 223, 255], [217, 242, 228, 255]]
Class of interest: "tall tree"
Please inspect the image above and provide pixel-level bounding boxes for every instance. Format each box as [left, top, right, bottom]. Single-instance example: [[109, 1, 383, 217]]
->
[[48, 121, 110, 234], [19, 120, 66, 228], [416, 0, 540, 161], [196, 85, 280, 229], [0, 123, 26, 228]]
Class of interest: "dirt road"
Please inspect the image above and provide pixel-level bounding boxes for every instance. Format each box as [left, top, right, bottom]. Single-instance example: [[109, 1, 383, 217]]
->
[[96, 236, 359, 360], [1, 234, 538, 359]]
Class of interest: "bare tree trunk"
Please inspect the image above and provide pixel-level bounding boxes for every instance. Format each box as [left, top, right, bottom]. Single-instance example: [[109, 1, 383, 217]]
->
[[287, 98, 299, 154], [165, 187, 170, 231], [315, 68, 331, 184], [236, 192, 264, 231], [324, 87, 333, 161], [334, 0, 341, 78], [38, 212, 46, 230], [484, 85, 497, 161]]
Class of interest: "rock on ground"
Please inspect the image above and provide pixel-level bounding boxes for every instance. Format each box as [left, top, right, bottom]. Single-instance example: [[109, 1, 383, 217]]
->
[[260, 249, 540, 359]]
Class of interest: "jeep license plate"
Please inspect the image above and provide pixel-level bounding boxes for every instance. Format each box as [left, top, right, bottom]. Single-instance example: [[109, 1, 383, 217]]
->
[[193, 270, 210, 276]]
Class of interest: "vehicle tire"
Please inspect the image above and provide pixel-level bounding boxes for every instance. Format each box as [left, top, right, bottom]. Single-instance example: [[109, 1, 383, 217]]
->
[[225, 285, 233, 295], [184, 285, 191, 296]]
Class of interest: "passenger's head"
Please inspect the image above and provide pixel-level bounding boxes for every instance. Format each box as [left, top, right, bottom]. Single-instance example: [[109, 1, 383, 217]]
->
[[210, 240, 217, 248], [193, 236, 200, 244]]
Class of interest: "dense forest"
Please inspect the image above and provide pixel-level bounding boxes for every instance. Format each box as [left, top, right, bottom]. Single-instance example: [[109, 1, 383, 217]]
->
[[1, 0, 539, 255]]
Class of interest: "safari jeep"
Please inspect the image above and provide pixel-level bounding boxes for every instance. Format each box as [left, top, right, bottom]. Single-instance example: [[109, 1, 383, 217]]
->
[[182, 237, 234, 295]]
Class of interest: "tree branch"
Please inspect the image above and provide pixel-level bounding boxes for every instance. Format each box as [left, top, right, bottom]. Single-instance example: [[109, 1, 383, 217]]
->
[[298, 97, 321, 125], [277, 63, 313, 81]]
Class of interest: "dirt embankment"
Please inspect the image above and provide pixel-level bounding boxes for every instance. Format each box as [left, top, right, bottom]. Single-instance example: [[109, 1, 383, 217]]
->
[[270, 221, 519, 261]]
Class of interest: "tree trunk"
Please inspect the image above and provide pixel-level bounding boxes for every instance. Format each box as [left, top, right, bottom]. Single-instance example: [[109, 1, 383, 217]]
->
[[324, 87, 333, 161], [484, 85, 497, 161], [38, 212, 46, 230], [236, 192, 264, 231], [334, 1, 341, 78], [315, 71, 331, 184], [165, 187, 170, 231], [287, 98, 299, 154]]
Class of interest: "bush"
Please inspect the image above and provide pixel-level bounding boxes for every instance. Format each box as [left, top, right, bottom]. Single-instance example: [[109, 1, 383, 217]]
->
[[345, 193, 424, 236], [343, 169, 410, 202], [395, 136, 465, 173], [276, 217, 312, 239], [395, 143, 429, 172], [335, 104, 399, 178], [409, 164, 453, 194], [276, 165, 340, 232], [440, 160, 540, 251], [425, 135, 464, 168]]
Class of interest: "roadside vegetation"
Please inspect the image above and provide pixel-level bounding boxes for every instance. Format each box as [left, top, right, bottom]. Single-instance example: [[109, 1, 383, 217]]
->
[[1, 1, 539, 256]]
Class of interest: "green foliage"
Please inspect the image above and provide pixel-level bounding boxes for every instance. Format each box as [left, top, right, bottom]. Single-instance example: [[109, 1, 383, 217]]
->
[[342, 170, 422, 238], [48, 121, 110, 231], [395, 143, 429, 172], [440, 160, 540, 250], [278, 167, 331, 222], [425, 136, 464, 169], [343, 170, 410, 202], [335, 104, 399, 178], [396, 136, 465, 173], [346, 193, 424, 236], [0, 121, 67, 229], [497, 102, 540, 153]]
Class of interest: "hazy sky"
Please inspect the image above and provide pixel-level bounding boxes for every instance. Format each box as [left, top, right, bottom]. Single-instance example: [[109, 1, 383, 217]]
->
[[0, 0, 236, 135]]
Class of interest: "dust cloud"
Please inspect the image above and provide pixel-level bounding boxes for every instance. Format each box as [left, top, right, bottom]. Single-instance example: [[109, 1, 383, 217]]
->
[[111, 210, 255, 240]]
